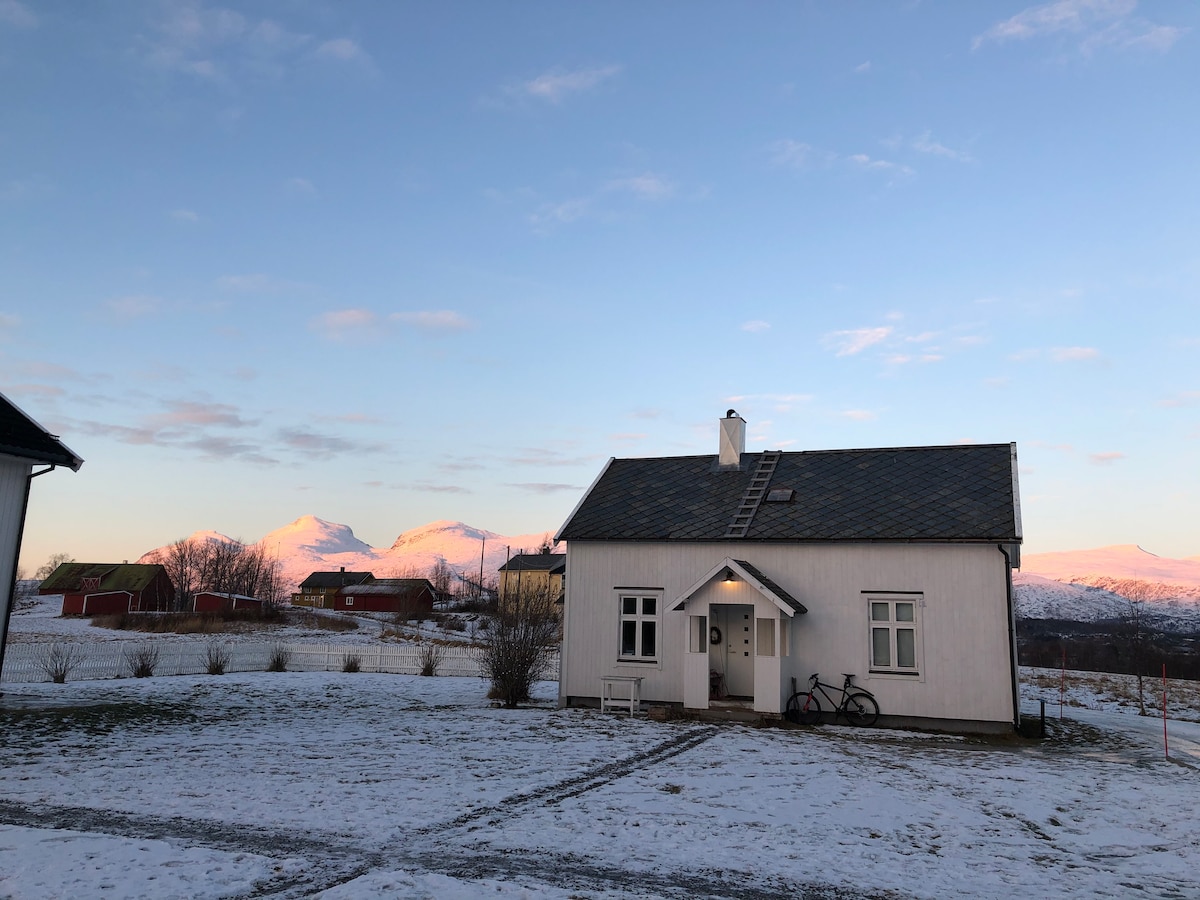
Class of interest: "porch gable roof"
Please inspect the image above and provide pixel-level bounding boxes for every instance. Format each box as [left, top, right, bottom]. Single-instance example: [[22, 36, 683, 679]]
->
[[669, 557, 807, 617]]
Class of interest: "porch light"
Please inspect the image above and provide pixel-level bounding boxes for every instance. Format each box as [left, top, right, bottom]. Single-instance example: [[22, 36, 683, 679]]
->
[[723, 570, 736, 583]]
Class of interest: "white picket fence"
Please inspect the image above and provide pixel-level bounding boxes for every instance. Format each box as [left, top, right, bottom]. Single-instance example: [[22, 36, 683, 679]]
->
[[0, 641, 560, 685]]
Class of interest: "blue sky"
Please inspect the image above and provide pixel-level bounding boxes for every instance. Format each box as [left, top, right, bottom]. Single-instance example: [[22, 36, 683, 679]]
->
[[2, 0, 1197, 569]]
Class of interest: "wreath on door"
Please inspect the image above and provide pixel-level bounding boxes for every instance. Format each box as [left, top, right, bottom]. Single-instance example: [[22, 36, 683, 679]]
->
[[709, 626, 723, 645]]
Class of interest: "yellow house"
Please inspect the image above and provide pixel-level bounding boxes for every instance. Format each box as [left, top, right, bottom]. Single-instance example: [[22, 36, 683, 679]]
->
[[498, 552, 565, 604]]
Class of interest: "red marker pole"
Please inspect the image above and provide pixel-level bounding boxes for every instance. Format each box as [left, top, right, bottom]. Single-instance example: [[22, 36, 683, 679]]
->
[[1163, 664, 1169, 760]]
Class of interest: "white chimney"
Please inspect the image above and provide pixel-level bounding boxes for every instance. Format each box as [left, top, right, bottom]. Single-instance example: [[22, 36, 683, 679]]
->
[[719, 409, 745, 467]]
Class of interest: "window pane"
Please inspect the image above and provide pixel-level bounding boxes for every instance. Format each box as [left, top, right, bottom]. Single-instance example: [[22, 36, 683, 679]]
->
[[871, 602, 890, 622], [642, 597, 656, 616], [895, 602, 915, 622], [756, 618, 775, 657], [872, 627, 891, 666], [622, 596, 637, 615], [897, 629, 916, 668], [621, 621, 637, 656], [641, 621, 656, 657]]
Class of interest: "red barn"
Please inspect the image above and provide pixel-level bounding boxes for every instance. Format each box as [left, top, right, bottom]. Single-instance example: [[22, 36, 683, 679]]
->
[[193, 591, 263, 613], [41, 563, 175, 616], [335, 578, 437, 614]]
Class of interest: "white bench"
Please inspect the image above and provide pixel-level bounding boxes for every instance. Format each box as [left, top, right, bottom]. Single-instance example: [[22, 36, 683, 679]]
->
[[600, 675, 644, 716]]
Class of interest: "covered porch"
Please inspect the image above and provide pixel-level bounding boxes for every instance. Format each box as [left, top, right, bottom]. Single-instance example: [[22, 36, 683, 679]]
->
[[670, 557, 807, 715]]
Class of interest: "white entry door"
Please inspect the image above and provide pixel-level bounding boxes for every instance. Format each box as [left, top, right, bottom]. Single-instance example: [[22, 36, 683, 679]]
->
[[709, 604, 755, 698]]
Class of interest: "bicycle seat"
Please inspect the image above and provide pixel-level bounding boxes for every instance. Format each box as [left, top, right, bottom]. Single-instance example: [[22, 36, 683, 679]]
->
[[841, 673, 856, 680]]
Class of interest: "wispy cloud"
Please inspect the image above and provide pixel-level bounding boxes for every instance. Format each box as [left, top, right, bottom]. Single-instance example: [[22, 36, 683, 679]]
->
[[607, 173, 673, 200], [507, 482, 580, 494], [144, 3, 314, 83], [1089, 451, 1126, 465], [529, 198, 591, 230], [391, 310, 475, 333], [848, 154, 914, 177], [910, 131, 973, 163], [741, 320, 771, 333], [0, 0, 36, 28], [405, 482, 471, 494], [311, 308, 377, 340], [973, 0, 1185, 54], [507, 448, 591, 467], [854, 61, 872, 74], [149, 400, 255, 429], [277, 426, 362, 459], [170, 208, 200, 222], [315, 37, 369, 63], [105, 295, 160, 319], [840, 409, 877, 422], [1158, 390, 1200, 408], [824, 327, 893, 357], [768, 140, 816, 169], [518, 65, 621, 103], [284, 177, 316, 196]]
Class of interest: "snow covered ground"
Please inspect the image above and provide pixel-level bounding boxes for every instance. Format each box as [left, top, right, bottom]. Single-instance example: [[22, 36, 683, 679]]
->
[[2, 671, 1199, 899]]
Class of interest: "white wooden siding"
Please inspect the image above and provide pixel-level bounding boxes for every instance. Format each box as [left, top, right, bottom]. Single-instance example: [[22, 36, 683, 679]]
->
[[0, 458, 31, 645], [560, 541, 1015, 725]]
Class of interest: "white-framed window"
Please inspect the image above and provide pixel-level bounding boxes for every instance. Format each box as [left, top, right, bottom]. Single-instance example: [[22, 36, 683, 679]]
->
[[868, 594, 922, 675], [345, 596, 355, 607], [618, 594, 659, 661]]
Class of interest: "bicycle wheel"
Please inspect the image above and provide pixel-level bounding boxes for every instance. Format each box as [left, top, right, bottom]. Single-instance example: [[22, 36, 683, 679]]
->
[[785, 691, 821, 725], [842, 692, 879, 727], [784, 692, 803, 724]]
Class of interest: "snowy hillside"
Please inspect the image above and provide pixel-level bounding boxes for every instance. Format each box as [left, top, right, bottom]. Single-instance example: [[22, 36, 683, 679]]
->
[[1022, 544, 1200, 586], [1017, 544, 1200, 630], [140, 516, 557, 593], [1012, 573, 1130, 621]]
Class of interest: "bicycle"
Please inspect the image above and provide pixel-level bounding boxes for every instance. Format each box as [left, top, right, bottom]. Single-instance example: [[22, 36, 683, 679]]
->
[[785, 673, 879, 727]]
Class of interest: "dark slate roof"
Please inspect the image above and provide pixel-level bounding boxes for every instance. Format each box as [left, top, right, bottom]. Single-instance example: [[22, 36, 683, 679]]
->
[[300, 571, 374, 589], [0, 393, 83, 470], [39, 562, 169, 594], [499, 553, 566, 573], [557, 444, 1020, 543], [733, 559, 807, 614]]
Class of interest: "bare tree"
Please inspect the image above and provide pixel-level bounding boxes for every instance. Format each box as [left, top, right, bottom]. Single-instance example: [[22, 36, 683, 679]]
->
[[428, 558, 455, 599], [1123, 598, 1149, 716], [478, 581, 560, 708], [35, 552, 74, 582], [148, 537, 283, 611]]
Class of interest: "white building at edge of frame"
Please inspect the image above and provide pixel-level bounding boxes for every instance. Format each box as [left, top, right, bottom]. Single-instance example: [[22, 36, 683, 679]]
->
[[555, 411, 1022, 733]]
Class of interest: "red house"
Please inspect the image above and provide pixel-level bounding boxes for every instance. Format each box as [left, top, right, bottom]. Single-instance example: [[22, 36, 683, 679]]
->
[[334, 578, 437, 614], [192, 591, 263, 613], [41, 563, 175, 616]]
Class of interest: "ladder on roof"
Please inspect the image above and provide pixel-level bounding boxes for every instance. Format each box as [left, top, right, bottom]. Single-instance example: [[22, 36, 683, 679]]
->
[[724, 450, 782, 538]]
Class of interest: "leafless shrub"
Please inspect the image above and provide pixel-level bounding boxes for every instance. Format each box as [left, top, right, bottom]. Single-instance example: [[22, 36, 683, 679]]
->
[[205, 642, 231, 675], [124, 643, 161, 678], [267, 644, 291, 672], [478, 582, 560, 707], [342, 653, 362, 673], [37, 642, 86, 683], [419, 642, 443, 677]]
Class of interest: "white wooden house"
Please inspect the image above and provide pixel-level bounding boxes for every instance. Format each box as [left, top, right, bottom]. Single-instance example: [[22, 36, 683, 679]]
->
[[555, 412, 1023, 732], [0, 392, 83, 681]]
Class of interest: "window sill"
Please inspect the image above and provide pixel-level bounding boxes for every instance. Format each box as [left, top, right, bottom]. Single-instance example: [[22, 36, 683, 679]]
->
[[616, 657, 657, 665], [868, 669, 920, 677]]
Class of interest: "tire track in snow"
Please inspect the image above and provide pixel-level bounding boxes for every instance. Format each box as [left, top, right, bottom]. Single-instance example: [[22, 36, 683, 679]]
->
[[411, 723, 720, 836]]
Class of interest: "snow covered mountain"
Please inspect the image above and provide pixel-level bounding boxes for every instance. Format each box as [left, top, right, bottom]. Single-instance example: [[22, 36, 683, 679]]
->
[[140, 516, 556, 594], [1016, 545, 1200, 630]]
